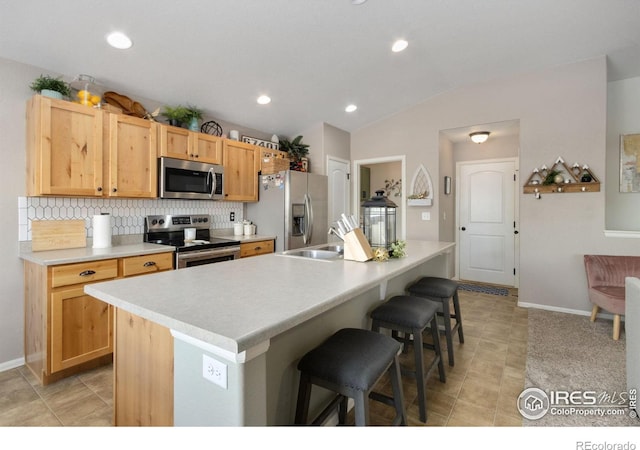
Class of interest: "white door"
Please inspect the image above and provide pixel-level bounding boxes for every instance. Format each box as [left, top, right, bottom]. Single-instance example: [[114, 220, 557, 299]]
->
[[328, 157, 350, 235], [458, 159, 517, 286]]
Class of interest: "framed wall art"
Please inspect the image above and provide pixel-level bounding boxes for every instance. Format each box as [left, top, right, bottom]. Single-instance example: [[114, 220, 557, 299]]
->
[[620, 133, 640, 192]]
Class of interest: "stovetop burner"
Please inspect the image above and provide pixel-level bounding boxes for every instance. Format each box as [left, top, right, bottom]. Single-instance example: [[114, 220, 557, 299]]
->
[[144, 214, 240, 252]]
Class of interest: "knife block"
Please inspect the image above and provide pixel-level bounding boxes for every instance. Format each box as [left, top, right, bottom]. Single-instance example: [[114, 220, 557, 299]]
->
[[343, 228, 373, 262]]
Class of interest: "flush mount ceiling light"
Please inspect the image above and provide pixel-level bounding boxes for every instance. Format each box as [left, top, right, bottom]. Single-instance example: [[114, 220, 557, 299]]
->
[[469, 131, 490, 144], [391, 39, 408, 53], [345, 104, 358, 113], [257, 95, 271, 105], [351, 0, 368, 4], [106, 31, 132, 49]]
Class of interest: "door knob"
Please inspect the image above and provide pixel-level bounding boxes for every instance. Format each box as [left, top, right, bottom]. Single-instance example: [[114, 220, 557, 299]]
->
[[461, 227, 466, 231]]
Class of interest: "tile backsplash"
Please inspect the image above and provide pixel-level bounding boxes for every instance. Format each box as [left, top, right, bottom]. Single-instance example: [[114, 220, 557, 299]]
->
[[19, 196, 243, 241]]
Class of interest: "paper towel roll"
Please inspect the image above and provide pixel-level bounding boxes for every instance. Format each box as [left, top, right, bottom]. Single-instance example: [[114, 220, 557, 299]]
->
[[92, 214, 112, 249]]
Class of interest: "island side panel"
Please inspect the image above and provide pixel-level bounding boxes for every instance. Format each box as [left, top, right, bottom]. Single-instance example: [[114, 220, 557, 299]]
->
[[173, 338, 267, 426]]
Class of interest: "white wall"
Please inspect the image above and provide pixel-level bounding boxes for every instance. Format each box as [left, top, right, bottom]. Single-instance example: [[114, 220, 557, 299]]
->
[[606, 76, 640, 231], [299, 122, 350, 176], [352, 57, 640, 313]]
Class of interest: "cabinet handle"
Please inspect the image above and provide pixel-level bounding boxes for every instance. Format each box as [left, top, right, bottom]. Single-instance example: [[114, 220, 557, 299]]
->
[[254, 246, 262, 251], [112, 187, 117, 193], [97, 187, 103, 192], [143, 261, 157, 267], [79, 270, 96, 277]]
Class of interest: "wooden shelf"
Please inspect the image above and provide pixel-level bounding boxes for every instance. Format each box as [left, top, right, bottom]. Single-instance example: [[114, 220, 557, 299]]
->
[[523, 182, 600, 194], [523, 156, 600, 194]]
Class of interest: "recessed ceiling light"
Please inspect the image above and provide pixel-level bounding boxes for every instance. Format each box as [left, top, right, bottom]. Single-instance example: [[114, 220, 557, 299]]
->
[[351, 0, 367, 4], [345, 104, 358, 113], [257, 95, 271, 105], [392, 39, 408, 53], [106, 31, 132, 50]]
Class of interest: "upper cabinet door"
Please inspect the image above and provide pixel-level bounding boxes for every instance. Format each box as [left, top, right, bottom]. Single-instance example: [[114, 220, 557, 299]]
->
[[27, 95, 104, 196], [105, 114, 158, 198], [223, 140, 260, 202], [193, 133, 223, 164], [158, 124, 191, 160]]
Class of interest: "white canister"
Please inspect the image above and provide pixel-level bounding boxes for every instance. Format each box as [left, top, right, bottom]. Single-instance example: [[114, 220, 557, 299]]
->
[[233, 222, 244, 235], [244, 224, 256, 235], [229, 130, 239, 141], [184, 227, 196, 242]]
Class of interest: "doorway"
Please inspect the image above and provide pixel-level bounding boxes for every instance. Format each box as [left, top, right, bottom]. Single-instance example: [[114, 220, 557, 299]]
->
[[456, 158, 519, 287], [440, 119, 520, 288], [327, 156, 350, 239], [352, 156, 406, 239]]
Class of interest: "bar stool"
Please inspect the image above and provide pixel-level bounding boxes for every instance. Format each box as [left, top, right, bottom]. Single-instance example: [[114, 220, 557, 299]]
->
[[408, 277, 464, 366], [294, 328, 406, 426], [370, 295, 446, 423]]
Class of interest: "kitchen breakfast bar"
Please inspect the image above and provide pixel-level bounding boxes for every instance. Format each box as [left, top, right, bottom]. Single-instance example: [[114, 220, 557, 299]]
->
[[85, 240, 455, 426]]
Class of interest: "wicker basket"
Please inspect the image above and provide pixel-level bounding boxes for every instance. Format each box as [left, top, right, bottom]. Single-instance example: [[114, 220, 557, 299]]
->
[[261, 150, 291, 174]]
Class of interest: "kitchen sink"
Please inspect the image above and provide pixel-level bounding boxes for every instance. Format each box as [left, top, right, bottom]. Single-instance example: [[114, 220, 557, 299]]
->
[[315, 244, 344, 254], [279, 248, 342, 261]]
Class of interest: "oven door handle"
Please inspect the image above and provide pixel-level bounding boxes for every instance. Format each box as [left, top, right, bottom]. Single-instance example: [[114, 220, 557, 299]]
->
[[176, 246, 241, 268]]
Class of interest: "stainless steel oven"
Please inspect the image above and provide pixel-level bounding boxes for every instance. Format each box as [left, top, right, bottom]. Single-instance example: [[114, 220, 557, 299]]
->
[[144, 214, 240, 269], [176, 245, 240, 269]]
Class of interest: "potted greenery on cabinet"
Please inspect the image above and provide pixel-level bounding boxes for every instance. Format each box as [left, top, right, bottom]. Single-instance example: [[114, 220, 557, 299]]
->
[[184, 104, 203, 131], [279, 135, 309, 171], [162, 105, 189, 127], [30, 74, 71, 100]]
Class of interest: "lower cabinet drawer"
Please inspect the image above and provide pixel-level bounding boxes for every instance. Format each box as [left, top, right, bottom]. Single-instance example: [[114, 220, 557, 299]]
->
[[121, 252, 174, 277], [51, 259, 118, 288], [240, 239, 275, 258]]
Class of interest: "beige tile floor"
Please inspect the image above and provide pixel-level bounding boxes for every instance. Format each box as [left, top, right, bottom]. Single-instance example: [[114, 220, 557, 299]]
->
[[0, 283, 525, 427]]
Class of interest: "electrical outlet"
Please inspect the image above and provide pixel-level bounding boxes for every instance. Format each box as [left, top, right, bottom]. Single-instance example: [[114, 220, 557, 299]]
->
[[421, 212, 431, 221], [203, 354, 227, 389], [230, 212, 235, 222]]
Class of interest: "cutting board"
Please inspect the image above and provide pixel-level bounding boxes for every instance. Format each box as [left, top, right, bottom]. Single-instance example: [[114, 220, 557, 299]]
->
[[31, 220, 86, 251]]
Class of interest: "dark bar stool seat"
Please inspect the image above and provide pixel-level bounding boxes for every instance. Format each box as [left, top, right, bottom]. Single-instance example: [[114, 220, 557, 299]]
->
[[294, 328, 406, 426], [370, 295, 446, 423], [408, 276, 464, 366]]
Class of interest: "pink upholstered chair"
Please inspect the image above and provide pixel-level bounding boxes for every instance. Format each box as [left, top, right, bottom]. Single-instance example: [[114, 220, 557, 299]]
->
[[583, 255, 640, 340]]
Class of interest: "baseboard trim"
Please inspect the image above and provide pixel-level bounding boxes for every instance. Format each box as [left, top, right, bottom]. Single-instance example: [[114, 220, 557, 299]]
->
[[518, 302, 624, 321], [0, 356, 25, 373]]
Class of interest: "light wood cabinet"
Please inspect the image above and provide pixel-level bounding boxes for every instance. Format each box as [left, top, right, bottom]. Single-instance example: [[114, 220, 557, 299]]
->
[[223, 140, 260, 202], [24, 251, 174, 386], [158, 123, 223, 164], [26, 95, 104, 196], [240, 239, 275, 258], [104, 113, 158, 198], [26, 95, 158, 198]]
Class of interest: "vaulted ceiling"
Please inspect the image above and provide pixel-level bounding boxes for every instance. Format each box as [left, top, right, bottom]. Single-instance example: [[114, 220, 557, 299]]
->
[[1, 0, 639, 137]]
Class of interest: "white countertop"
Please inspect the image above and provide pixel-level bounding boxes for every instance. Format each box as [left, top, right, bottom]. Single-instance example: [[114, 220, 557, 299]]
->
[[85, 240, 454, 355], [213, 233, 276, 243], [19, 243, 174, 265]]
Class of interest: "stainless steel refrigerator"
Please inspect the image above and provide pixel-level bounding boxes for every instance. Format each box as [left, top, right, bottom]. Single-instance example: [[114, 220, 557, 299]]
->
[[246, 170, 328, 252]]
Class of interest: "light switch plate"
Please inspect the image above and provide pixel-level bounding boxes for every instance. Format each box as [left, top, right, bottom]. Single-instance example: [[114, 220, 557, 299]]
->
[[421, 212, 431, 221]]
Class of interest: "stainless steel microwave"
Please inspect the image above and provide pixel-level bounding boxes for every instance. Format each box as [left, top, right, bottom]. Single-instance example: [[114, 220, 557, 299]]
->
[[158, 157, 224, 200]]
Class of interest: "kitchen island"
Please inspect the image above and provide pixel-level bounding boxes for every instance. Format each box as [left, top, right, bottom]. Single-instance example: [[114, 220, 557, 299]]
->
[[85, 239, 454, 426]]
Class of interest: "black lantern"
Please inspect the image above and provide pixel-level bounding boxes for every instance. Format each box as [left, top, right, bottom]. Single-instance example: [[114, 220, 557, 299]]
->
[[361, 190, 397, 250]]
